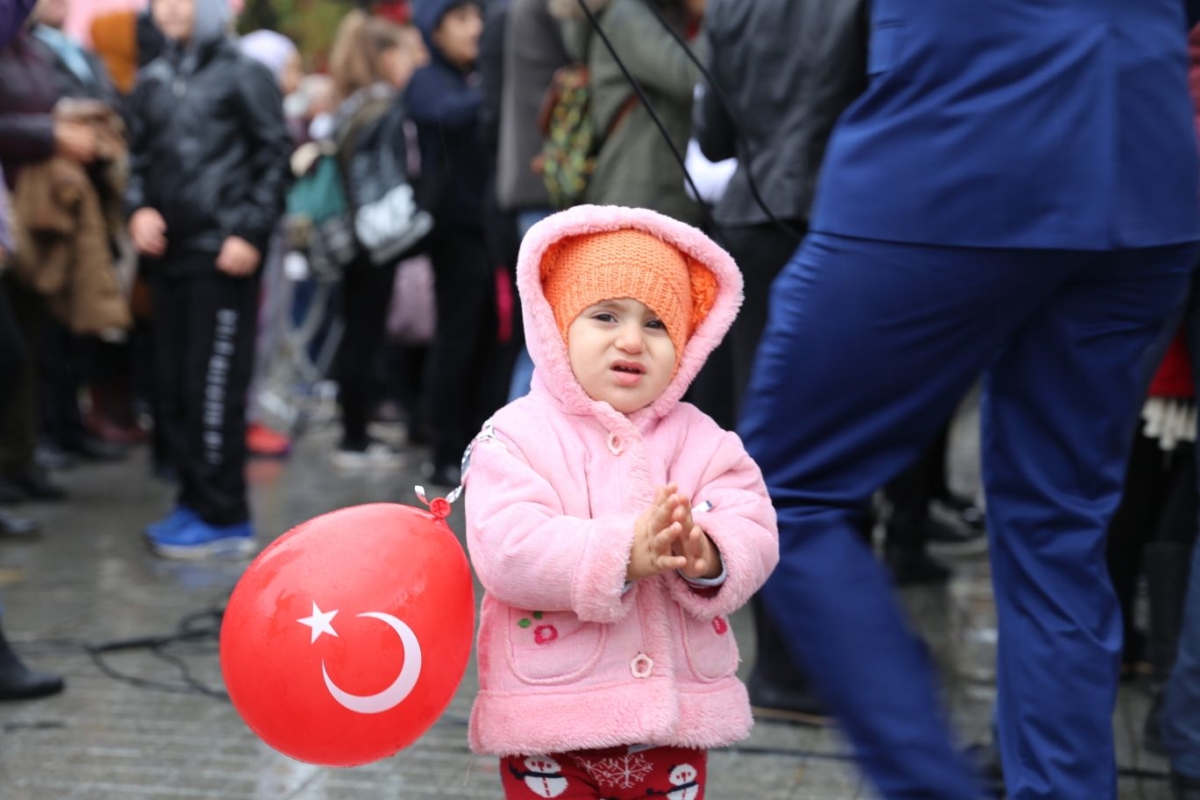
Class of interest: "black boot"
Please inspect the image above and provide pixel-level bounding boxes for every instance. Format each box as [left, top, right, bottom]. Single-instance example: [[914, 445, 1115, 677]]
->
[[0, 623, 64, 700], [1143, 543, 1193, 752]]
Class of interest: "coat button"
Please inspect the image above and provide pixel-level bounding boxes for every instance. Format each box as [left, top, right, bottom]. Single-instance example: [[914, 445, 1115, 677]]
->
[[630, 653, 653, 678], [607, 432, 623, 455]]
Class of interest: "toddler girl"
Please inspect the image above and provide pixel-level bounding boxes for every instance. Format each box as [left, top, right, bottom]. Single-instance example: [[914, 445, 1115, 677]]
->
[[463, 205, 779, 799]]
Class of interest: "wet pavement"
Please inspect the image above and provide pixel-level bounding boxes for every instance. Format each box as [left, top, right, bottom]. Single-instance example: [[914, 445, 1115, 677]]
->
[[0, 406, 1176, 799]]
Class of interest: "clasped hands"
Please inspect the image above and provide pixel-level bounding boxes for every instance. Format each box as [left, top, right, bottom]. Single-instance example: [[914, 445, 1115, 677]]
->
[[627, 484, 721, 583]]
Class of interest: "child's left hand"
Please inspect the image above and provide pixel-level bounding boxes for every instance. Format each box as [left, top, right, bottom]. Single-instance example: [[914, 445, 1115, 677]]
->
[[216, 236, 262, 276], [665, 493, 722, 580]]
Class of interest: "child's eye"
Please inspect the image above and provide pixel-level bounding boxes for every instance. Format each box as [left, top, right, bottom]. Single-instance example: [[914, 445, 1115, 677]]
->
[[593, 312, 617, 323], [645, 319, 665, 330]]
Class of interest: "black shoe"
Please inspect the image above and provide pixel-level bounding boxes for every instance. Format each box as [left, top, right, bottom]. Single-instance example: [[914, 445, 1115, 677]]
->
[[1172, 771, 1200, 800], [885, 546, 953, 586], [964, 742, 1005, 798], [0, 509, 39, 537], [0, 469, 66, 502], [747, 670, 833, 726], [34, 442, 75, 472], [0, 629, 65, 701], [63, 435, 126, 462]]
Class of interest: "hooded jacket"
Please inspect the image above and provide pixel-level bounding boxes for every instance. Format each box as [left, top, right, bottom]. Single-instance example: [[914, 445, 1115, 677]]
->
[[462, 205, 779, 756], [407, 0, 488, 229], [124, 0, 291, 268]]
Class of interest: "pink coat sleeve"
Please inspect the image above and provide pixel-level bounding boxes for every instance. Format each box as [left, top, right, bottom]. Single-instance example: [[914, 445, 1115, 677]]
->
[[667, 430, 779, 620], [464, 433, 639, 624]]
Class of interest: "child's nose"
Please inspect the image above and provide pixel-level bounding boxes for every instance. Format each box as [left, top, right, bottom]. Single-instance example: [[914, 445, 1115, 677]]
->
[[616, 324, 644, 352]]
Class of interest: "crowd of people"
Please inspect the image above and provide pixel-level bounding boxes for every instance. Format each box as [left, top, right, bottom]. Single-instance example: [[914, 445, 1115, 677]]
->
[[0, 0, 1199, 798]]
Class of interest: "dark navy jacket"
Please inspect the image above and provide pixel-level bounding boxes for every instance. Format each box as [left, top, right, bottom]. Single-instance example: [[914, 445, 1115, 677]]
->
[[811, 0, 1200, 250], [408, 23, 487, 231]]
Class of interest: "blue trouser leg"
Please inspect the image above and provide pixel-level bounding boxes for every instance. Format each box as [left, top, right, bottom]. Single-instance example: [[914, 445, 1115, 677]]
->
[[983, 247, 1194, 799], [1162, 280, 1200, 780], [739, 233, 1196, 800]]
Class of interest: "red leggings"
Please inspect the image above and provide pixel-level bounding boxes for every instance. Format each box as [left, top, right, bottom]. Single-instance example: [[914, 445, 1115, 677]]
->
[[500, 745, 707, 799]]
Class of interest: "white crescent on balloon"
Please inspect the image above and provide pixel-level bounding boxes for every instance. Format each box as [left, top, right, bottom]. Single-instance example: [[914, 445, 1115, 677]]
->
[[299, 606, 424, 715]]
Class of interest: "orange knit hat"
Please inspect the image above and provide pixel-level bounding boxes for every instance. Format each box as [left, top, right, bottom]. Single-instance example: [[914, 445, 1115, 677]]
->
[[540, 229, 718, 368]]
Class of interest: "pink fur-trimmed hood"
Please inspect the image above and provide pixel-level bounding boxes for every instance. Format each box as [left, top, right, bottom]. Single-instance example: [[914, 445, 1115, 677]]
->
[[518, 205, 744, 422]]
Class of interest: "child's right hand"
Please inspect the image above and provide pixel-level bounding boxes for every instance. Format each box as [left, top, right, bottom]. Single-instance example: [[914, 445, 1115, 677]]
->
[[627, 485, 688, 582], [129, 208, 167, 257]]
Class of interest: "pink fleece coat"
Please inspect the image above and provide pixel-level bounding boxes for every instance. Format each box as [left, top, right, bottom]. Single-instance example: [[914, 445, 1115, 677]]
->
[[462, 205, 779, 757]]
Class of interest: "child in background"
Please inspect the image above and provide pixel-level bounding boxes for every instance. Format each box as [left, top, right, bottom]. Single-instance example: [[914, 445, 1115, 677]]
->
[[463, 205, 779, 799], [128, 0, 291, 558]]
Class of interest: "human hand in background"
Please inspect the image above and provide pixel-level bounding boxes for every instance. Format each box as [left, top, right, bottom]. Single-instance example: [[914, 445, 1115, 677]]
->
[[54, 120, 97, 163], [216, 236, 261, 277], [129, 207, 167, 257]]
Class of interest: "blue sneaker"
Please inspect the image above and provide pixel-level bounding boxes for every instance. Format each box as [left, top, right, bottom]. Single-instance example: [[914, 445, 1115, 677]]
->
[[150, 518, 255, 560], [144, 506, 199, 542]]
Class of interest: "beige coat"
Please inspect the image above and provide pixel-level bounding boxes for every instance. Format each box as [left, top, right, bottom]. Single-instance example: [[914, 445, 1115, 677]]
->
[[10, 156, 130, 335]]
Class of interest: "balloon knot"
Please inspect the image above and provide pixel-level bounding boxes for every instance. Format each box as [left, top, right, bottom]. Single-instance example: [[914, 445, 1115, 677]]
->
[[427, 497, 451, 520]]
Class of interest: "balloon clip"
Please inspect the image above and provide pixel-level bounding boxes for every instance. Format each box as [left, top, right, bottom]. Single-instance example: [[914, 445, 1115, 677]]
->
[[415, 485, 460, 520]]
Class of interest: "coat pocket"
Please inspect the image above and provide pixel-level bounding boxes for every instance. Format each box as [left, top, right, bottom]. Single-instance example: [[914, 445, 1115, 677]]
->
[[677, 608, 738, 683], [506, 608, 608, 685]]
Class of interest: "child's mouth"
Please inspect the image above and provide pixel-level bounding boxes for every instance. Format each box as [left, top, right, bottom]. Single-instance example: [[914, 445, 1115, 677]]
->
[[611, 362, 645, 385]]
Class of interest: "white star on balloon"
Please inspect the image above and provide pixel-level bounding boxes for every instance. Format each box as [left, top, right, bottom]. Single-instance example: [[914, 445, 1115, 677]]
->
[[297, 602, 340, 644]]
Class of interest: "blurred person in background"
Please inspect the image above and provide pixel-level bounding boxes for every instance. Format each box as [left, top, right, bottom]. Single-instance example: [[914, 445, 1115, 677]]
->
[[128, 0, 290, 559], [1155, 9, 1200, 800], [240, 27, 302, 460], [409, 0, 506, 487], [28, 0, 132, 469], [495, 0, 568, 402], [0, 1, 95, 506], [0, 0, 65, 702], [554, 0, 705, 227], [326, 10, 428, 470]]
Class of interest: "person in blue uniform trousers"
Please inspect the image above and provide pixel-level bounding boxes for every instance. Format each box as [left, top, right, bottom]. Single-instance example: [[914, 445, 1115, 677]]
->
[[738, 2, 1200, 799]]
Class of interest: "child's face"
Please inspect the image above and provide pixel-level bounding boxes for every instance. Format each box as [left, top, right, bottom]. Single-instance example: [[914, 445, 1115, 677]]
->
[[381, 32, 427, 91], [567, 298, 676, 414], [153, 0, 195, 42], [432, 3, 482, 70]]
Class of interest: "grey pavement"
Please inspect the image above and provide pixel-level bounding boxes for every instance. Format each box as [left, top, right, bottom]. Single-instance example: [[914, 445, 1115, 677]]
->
[[0, 408, 1175, 799]]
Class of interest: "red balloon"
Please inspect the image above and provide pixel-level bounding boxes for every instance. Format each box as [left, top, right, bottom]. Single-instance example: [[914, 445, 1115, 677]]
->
[[220, 503, 475, 767]]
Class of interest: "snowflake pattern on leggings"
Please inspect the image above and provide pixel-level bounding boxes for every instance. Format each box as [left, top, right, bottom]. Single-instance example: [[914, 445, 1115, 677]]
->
[[569, 752, 654, 789]]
